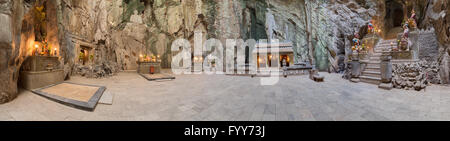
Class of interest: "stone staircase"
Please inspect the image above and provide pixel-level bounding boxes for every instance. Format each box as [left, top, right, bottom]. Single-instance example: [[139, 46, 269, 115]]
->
[[360, 39, 397, 85]]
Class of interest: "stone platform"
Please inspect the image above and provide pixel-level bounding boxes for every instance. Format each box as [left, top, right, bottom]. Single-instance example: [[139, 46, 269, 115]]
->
[[32, 82, 106, 111], [20, 56, 64, 90], [139, 73, 176, 81], [20, 70, 64, 90]]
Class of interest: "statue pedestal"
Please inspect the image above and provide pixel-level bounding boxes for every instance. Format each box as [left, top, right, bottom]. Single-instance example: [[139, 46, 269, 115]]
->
[[20, 56, 64, 90], [348, 58, 361, 83], [379, 54, 393, 90], [350, 58, 361, 78]]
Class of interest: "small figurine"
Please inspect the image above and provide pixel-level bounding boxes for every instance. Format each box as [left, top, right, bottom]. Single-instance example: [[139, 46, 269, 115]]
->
[[400, 23, 410, 51], [408, 10, 417, 29], [352, 32, 362, 51], [368, 20, 374, 33], [402, 23, 409, 39]]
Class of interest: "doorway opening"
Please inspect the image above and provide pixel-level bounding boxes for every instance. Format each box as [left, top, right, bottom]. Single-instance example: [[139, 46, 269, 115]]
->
[[280, 55, 290, 67]]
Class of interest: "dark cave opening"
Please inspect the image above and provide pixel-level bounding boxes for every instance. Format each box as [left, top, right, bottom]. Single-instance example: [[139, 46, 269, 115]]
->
[[385, 0, 405, 29]]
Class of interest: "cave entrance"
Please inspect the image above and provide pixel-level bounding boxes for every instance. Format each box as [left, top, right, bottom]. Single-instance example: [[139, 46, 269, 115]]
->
[[392, 9, 404, 27], [248, 7, 268, 41], [80, 47, 90, 65], [384, 0, 405, 38]]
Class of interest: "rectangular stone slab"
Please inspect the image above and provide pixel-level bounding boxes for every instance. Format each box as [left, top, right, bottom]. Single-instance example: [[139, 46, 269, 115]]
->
[[32, 82, 106, 111], [139, 73, 175, 81], [98, 92, 114, 105]]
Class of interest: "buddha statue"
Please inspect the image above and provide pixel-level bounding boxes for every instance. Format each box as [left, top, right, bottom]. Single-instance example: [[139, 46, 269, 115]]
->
[[130, 10, 143, 24]]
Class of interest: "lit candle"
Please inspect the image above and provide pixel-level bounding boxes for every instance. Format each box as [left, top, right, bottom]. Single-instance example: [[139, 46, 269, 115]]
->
[[54, 48, 57, 56], [35, 44, 39, 56]]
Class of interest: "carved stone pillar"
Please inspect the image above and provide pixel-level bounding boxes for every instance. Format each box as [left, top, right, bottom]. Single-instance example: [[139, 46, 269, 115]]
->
[[379, 52, 393, 90]]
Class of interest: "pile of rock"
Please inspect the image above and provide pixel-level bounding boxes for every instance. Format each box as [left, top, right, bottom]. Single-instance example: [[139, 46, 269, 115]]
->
[[74, 62, 118, 78], [342, 63, 353, 80], [392, 60, 440, 91]]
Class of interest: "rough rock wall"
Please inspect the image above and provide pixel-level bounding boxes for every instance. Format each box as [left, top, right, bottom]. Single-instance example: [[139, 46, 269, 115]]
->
[[400, 0, 450, 84], [56, 0, 377, 72], [392, 60, 441, 90], [417, 29, 440, 62], [56, 0, 122, 77], [325, 0, 377, 71], [0, 0, 32, 103]]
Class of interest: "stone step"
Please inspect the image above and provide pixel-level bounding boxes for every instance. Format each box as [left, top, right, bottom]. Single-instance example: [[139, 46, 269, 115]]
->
[[365, 66, 380, 71], [378, 44, 396, 46], [362, 71, 381, 78], [375, 47, 396, 50], [367, 64, 381, 68], [374, 49, 394, 52], [365, 68, 380, 72], [369, 60, 381, 63], [379, 40, 396, 42], [378, 42, 397, 45], [379, 40, 397, 43], [376, 47, 397, 49], [376, 45, 397, 47], [375, 46, 394, 48], [366, 62, 380, 66], [377, 44, 396, 47], [360, 76, 381, 85], [369, 57, 380, 60], [371, 54, 382, 57]]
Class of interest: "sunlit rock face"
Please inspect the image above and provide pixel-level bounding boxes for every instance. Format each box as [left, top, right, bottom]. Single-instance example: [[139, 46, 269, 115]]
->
[[0, 0, 32, 103]]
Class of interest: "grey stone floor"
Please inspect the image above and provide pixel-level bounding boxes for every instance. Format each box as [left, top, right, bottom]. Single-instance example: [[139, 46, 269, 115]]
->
[[0, 72, 449, 121]]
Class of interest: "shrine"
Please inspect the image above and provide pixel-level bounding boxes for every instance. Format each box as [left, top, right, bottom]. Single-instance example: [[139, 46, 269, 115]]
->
[[70, 33, 98, 66], [19, 1, 64, 90], [137, 54, 175, 81], [252, 42, 294, 71], [137, 54, 162, 74]]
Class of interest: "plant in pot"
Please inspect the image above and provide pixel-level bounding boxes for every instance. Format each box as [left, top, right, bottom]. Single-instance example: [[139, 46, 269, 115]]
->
[[90, 54, 94, 63], [79, 52, 85, 63]]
